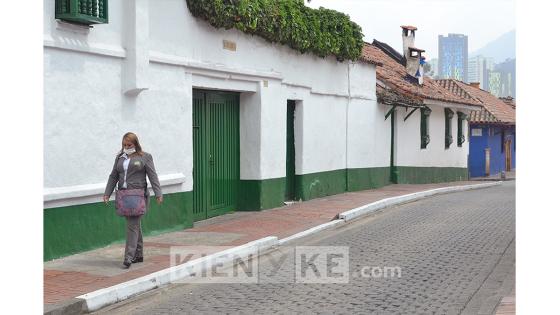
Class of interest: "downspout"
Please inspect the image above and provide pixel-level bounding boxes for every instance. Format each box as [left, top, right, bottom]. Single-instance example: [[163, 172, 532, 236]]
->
[[346, 61, 351, 191], [390, 109, 396, 183]]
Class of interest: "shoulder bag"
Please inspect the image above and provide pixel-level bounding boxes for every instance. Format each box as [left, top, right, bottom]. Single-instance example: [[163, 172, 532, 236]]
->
[[115, 188, 147, 217]]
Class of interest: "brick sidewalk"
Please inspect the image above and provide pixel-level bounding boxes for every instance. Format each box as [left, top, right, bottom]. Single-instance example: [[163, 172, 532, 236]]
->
[[471, 170, 515, 181], [44, 181, 477, 309], [495, 287, 515, 315]]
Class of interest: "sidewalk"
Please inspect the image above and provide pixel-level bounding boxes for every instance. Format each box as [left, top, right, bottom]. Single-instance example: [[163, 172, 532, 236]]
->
[[471, 170, 516, 181], [44, 180, 486, 313], [495, 286, 515, 314]]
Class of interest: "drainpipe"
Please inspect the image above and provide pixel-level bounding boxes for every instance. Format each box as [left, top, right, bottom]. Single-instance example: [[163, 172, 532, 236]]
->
[[346, 61, 351, 191], [390, 109, 397, 183]]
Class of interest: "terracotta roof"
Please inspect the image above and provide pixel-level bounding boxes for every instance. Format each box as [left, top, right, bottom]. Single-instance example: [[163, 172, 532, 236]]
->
[[500, 97, 516, 109], [361, 41, 482, 107], [436, 79, 516, 124]]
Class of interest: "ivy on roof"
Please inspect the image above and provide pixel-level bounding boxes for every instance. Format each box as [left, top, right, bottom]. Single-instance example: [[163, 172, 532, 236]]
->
[[185, 0, 364, 61]]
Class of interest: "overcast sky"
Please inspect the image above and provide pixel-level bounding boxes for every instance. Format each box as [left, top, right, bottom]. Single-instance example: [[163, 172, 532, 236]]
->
[[306, 0, 515, 60]]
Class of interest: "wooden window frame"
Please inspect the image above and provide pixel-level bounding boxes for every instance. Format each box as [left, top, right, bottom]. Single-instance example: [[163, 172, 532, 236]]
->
[[444, 108, 454, 149], [420, 107, 431, 149], [457, 111, 467, 147]]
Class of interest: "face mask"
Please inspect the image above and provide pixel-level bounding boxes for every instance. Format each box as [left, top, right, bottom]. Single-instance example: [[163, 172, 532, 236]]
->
[[124, 147, 136, 155]]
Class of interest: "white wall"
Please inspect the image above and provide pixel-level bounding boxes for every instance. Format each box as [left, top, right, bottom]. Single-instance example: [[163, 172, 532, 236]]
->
[[347, 63, 391, 170], [43, 0, 381, 208], [394, 105, 469, 168], [299, 93, 348, 174]]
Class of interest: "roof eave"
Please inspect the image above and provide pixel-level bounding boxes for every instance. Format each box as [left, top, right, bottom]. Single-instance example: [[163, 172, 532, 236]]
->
[[424, 99, 482, 111]]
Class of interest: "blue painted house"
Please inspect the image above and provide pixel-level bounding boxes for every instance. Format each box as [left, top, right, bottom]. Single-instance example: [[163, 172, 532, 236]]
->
[[436, 80, 516, 177]]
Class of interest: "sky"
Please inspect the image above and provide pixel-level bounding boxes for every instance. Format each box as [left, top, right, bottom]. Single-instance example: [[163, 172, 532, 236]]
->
[[306, 0, 515, 61]]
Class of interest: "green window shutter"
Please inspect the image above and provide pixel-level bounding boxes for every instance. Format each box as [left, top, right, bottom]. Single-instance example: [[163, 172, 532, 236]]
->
[[55, 0, 108, 25], [457, 111, 467, 147], [444, 108, 454, 149], [420, 107, 431, 149]]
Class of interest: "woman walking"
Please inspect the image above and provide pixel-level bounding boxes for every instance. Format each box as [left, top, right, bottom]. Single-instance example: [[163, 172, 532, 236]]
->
[[103, 132, 163, 268]]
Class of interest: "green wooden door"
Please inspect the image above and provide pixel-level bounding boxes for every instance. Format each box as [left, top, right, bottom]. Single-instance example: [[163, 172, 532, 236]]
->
[[285, 100, 296, 201], [193, 90, 240, 221]]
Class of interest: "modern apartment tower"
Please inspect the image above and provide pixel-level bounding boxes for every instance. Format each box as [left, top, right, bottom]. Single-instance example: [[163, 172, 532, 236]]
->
[[438, 33, 468, 81]]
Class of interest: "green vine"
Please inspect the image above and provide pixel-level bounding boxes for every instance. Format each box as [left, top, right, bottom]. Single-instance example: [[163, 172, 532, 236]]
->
[[185, 0, 364, 61]]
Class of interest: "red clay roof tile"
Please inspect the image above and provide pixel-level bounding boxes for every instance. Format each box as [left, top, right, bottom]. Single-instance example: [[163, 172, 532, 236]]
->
[[435, 79, 515, 124], [361, 42, 481, 107]]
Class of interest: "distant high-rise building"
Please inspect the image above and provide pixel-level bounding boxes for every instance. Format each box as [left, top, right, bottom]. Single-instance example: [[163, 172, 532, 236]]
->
[[482, 57, 495, 91], [426, 58, 438, 78], [468, 55, 494, 89], [438, 33, 468, 81], [468, 55, 484, 84], [488, 58, 516, 98]]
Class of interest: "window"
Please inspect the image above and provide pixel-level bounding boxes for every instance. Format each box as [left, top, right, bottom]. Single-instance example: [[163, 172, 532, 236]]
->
[[55, 0, 108, 25], [471, 128, 482, 136], [457, 112, 467, 147], [420, 107, 431, 149], [444, 108, 454, 149]]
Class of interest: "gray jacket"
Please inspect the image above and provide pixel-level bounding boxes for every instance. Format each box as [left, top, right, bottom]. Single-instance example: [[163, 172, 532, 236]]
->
[[104, 152, 162, 198]]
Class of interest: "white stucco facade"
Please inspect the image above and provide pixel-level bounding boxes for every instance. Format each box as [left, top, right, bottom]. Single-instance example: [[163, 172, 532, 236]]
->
[[393, 104, 470, 168], [43, 0, 384, 208]]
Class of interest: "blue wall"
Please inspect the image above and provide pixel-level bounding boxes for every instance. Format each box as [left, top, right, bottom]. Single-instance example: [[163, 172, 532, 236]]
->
[[468, 124, 515, 178]]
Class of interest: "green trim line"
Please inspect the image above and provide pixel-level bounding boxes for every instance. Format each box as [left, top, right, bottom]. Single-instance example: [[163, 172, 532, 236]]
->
[[295, 169, 348, 201], [44, 191, 193, 261], [347, 167, 391, 192], [394, 166, 468, 184], [239, 178, 286, 211]]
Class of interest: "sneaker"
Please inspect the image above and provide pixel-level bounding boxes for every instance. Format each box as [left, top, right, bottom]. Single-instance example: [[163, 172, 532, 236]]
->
[[123, 260, 132, 269]]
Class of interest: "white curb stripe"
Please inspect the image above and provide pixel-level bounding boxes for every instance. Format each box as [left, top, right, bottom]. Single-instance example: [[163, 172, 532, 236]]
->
[[77, 236, 278, 312], [278, 219, 345, 246], [338, 182, 502, 222]]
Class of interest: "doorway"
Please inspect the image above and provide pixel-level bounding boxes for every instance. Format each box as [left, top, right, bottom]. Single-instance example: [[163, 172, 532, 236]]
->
[[192, 90, 240, 221], [285, 100, 296, 201], [505, 139, 512, 172]]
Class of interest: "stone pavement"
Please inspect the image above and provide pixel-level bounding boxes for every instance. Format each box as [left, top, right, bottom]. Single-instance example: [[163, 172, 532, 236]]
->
[[44, 180, 482, 312], [93, 181, 516, 314]]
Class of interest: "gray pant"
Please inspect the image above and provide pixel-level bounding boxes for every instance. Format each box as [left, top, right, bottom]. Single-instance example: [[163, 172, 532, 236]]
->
[[123, 195, 149, 262], [124, 215, 144, 262]]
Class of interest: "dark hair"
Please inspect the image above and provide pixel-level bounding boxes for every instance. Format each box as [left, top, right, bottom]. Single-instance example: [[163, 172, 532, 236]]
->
[[120, 132, 144, 156]]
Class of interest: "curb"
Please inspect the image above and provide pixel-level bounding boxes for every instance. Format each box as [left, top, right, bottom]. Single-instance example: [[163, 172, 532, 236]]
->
[[75, 236, 278, 313], [338, 181, 502, 222], [278, 219, 345, 246], [470, 178, 515, 182], [46, 181, 502, 314]]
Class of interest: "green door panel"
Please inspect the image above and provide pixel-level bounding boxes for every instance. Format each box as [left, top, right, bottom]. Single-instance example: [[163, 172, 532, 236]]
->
[[193, 90, 240, 221]]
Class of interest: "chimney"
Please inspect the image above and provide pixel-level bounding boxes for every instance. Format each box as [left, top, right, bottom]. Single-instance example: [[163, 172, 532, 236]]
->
[[469, 82, 480, 89], [401, 25, 425, 85]]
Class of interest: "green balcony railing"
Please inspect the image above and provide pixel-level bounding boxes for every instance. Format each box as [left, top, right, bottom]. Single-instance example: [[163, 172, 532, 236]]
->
[[55, 0, 108, 25]]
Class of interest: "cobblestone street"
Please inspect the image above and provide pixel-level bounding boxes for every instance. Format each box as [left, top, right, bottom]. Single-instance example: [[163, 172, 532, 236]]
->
[[95, 182, 515, 315]]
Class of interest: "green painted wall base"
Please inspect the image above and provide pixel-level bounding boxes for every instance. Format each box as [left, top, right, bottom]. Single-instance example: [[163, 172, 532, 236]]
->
[[295, 169, 348, 201], [44, 191, 193, 261], [45, 166, 467, 260], [393, 166, 468, 184], [239, 178, 286, 211], [347, 167, 391, 192]]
